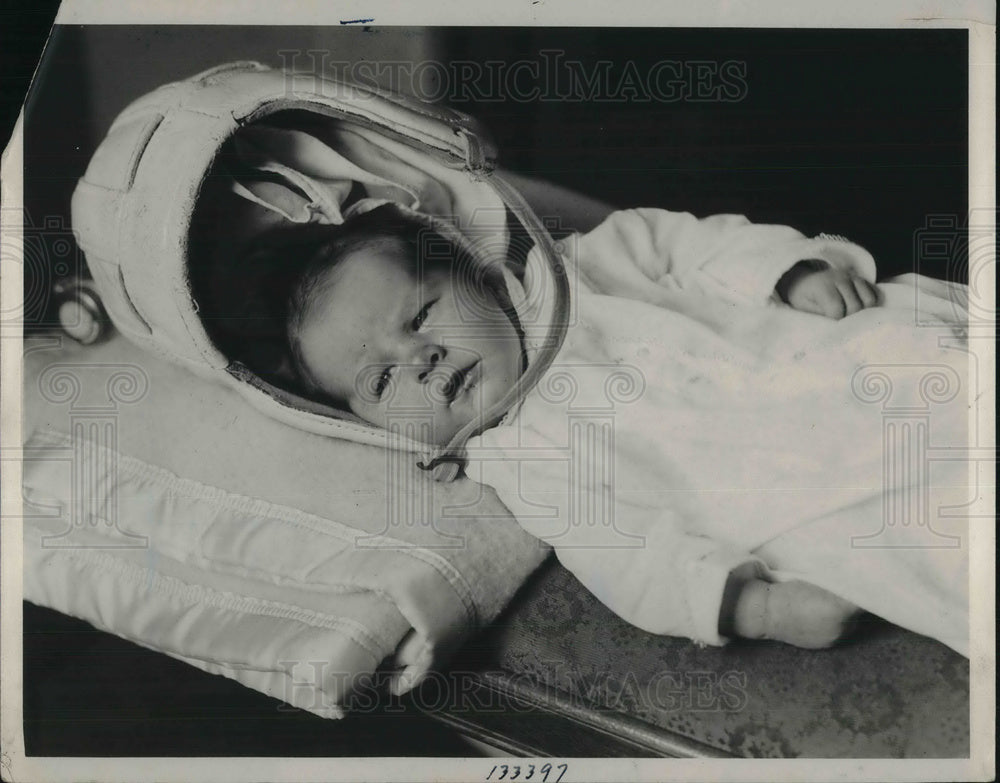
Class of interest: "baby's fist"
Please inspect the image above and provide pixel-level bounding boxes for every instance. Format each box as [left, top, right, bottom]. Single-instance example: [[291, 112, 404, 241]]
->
[[777, 260, 878, 319]]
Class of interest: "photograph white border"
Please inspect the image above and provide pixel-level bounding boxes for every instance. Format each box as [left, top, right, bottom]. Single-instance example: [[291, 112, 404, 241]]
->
[[1, 1, 994, 781]]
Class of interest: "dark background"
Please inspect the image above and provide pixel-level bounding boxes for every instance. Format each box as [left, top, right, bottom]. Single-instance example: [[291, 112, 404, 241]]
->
[[14, 24, 970, 756], [19, 25, 968, 330], [0, 0, 60, 144]]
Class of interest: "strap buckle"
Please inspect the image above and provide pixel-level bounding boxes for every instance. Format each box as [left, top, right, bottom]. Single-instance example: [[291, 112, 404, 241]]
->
[[453, 127, 491, 175]]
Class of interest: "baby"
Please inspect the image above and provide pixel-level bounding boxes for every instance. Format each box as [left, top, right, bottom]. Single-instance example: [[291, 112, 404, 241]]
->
[[272, 203, 970, 655]]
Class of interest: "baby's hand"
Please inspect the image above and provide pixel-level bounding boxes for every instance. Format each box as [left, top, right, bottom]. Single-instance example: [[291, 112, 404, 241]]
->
[[776, 259, 878, 319], [731, 578, 862, 649]]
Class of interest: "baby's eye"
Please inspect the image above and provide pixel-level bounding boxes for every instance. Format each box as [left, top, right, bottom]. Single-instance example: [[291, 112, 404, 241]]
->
[[411, 300, 436, 331], [375, 368, 393, 398]]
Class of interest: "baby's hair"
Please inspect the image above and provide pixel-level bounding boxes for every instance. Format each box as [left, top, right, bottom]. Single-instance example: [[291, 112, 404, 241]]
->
[[201, 219, 354, 380]]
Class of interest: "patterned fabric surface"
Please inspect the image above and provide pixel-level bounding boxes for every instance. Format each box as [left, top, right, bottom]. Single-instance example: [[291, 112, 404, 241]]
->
[[485, 561, 969, 758]]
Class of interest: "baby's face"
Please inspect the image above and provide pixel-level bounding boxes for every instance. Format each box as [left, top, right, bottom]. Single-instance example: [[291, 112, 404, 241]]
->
[[296, 238, 524, 445]]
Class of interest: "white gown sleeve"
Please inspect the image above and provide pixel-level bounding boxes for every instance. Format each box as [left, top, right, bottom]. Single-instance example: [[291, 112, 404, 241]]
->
[[570, 208, 877, 305], [486, 457, 770, 646], [515, 502, 769, 646]]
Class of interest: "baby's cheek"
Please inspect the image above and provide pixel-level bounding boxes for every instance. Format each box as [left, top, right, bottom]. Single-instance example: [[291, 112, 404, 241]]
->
[[356, 401, 386, 430]]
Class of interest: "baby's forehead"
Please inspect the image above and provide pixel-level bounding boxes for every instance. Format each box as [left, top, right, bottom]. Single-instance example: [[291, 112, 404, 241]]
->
[[308, 244, 449, 333], [330, 238, 453, 295]]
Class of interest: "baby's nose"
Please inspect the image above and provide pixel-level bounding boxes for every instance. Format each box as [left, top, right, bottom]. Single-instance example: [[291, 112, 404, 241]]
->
[[416, 344, 446, 381]]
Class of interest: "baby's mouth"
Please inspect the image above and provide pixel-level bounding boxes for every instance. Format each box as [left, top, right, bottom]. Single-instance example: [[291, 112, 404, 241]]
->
[[443, 360, 480, 404]]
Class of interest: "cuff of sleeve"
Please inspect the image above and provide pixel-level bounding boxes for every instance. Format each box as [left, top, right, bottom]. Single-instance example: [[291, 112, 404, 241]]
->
[[803, 235, 878, 283], [684, 550, 769, 647], [702, 234, 877, 305]]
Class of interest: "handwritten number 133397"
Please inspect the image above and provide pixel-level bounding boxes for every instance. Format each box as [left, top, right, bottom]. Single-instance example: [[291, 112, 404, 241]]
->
[[486, 762, 569, 781]]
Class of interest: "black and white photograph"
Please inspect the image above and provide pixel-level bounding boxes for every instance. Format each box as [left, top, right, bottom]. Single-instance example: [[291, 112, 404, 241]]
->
[[1, 1, 994, 780]]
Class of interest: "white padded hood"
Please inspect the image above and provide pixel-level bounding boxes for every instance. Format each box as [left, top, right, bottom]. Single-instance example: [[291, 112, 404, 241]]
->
[[71, 61, 569, 480]]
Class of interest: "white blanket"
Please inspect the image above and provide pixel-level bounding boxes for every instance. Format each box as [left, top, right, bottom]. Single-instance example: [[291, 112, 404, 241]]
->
[[472, 208, 979, 655], [22, 334, 550, 717]]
